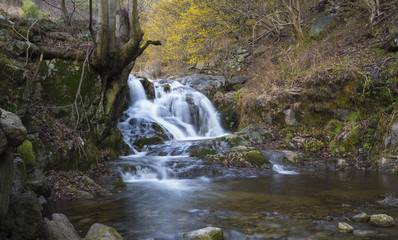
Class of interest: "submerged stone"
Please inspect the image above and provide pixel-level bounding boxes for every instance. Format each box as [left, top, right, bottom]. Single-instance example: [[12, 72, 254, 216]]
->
[[353, 230, 377, 238], [182, 227, 223, 240], [352, 212, 370, 223], [369, 214, 395, 227], [338, 222, 354, 233]]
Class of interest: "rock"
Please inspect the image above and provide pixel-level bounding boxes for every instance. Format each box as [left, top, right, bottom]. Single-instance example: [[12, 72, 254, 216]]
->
[[332, 108, 353, 121], [38, 195, 47, 208], [369, 214, 395, 227], [0, 109, 27, 147], [385, 122, 398, 148], [47, 32, 75, 41], [27, 169, 52, 198], [0, 151, 14, 226], [17, 139, 36, 167], [387, 23, 398, 51], [3, 191, 42, 240], [353, 229, 377, 237], [41, 213, 81, 240], [206, 147, 270, 168], [338, 222, 354, 233], [310, 15, 339, 37], [134, 136, 163, 149], [174, 74, 226, 97], [182, 227, 223, 240], [0, 129, 7, 155], [11, 158, 27, 194], [352, 212, 370, 223], [229, 76, 248, 85], [84, 223, 123, 240], [376, 195, 398, 207], [283, 109, 298, 125]]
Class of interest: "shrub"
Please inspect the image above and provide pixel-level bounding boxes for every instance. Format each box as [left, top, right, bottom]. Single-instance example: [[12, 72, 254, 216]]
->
[[21, 0, 46, 19]]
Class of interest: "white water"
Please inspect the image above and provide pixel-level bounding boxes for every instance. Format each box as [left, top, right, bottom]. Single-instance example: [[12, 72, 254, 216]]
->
[[272, 163, 298, 175], [117, 75, 227, 183]]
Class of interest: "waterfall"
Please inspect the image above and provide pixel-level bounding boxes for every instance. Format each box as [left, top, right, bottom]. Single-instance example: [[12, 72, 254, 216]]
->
[[118, 75, 226, 148], [117, 75, 227, 182]]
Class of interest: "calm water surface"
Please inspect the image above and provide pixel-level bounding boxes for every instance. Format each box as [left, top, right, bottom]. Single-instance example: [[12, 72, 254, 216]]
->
[[50, 170, 398, 239]]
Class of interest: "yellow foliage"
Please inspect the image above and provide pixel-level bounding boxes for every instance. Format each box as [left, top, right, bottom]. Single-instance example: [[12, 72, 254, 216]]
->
[[137, 0, 254, 73]]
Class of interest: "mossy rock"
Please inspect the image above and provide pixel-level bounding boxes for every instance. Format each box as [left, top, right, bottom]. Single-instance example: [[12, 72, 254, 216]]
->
[[190, 148, 217, 158], [84, 223, 123, 240], [369, 214, 395, 227], [134, 136, 163, 149], [246, 151, 268, 166], [40, 59, 100, 106], [17, 139, 36, 167]]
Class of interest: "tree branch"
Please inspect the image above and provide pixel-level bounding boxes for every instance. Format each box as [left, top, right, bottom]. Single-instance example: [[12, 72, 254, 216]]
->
[[138, 40, 161, 55]]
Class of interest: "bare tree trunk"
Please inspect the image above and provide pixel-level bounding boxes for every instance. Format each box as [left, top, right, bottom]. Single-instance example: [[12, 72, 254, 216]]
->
[[61, 0, 70, 24], [281, 0, 304, 41], [96, 0, 109, 64], [108, 0, 117, 53]]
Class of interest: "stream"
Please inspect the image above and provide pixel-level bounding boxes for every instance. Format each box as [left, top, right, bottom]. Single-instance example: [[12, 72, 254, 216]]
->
[[50, 76, 398, 239]]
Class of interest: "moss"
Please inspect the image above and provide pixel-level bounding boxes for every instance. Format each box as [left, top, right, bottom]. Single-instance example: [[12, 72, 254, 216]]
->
[[190, 148, 217, 158], [246, 151, 268, 166], [112, 177, 127, 188], [17, 140, 36, 166], [134, 136, 163, 148], [83, 141, 101, 170], [40, 59, 99, 105]]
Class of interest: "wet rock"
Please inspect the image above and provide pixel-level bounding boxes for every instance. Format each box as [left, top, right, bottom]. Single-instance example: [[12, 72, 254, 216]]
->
[[84, 223, 123, 240], [376, 195, 398, 207], [352, 212, 370, 223], [310, 15, 339, 37], [338, 222, 354, 233], [206, 147, 270, 168], [353, 229, 377, 237], [182, 227, 223, 240], [41, 213, 81, 240], [369, 214, 394, 227], [263, 150, 302, 163], [134, 136, 163, 149], [4, 191, 42, 240], [0, 109, 27, 147], [27, 169, 52, 198]]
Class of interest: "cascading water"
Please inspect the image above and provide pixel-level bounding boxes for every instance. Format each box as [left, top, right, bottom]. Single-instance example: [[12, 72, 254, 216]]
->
[[116, 75, 227, 183]]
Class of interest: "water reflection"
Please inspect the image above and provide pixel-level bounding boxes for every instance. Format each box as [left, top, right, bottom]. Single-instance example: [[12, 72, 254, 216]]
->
[[50, 171, 398, 239]]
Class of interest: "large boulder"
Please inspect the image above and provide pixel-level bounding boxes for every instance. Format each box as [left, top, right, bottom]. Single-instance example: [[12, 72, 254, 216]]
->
[[3, 191, 42, 240], [310, 15, 339, 37], [174, 74, 226, 97], [41, 213, 80, 240], [0, 109, 27, 147], [84, 223, 123, 240], [27, 169, 52, 198], [182, 227, 223, 240]]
